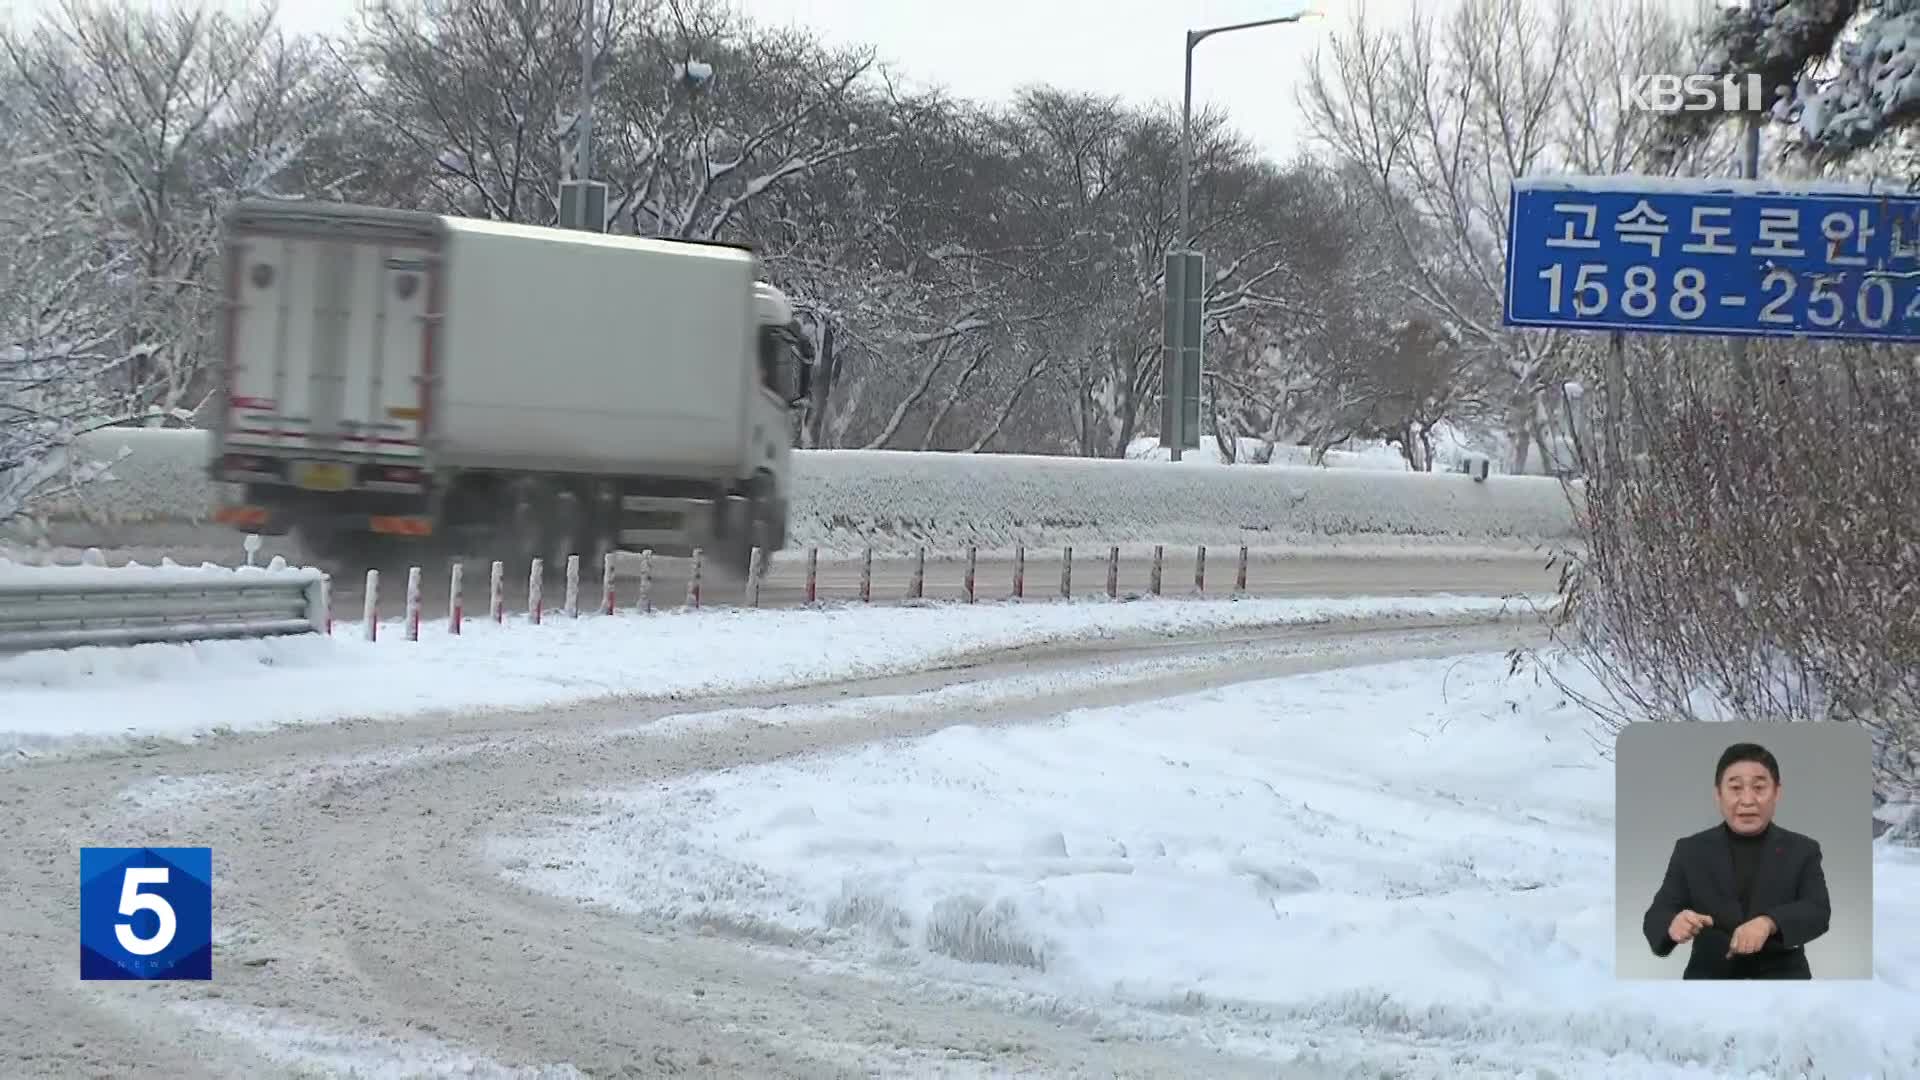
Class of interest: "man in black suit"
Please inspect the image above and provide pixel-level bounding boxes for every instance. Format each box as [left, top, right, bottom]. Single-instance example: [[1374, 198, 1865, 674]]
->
[[1641, 741, 1832, 978]]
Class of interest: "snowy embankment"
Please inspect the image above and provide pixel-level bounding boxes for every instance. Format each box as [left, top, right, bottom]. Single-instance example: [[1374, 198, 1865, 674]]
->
[[0, 593, 1542, 759], [491, 652, 1920, 1078], [0, 552, 320, 588], [19, 429, 1577, 558]]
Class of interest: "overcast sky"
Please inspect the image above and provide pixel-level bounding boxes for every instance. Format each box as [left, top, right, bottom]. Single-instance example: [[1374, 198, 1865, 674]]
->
[[8, 0, 1716, 163]]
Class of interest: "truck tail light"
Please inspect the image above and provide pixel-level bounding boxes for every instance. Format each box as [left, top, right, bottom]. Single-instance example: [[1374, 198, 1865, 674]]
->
[[381, 465, 425, 484], [224, 453, 268, 473], [370, 515, 433, 536]]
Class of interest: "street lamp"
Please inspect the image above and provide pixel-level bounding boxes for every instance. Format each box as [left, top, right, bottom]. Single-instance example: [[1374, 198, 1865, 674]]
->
[[1178, 7, 1320, 252], [1166, 6, 1320, 461]]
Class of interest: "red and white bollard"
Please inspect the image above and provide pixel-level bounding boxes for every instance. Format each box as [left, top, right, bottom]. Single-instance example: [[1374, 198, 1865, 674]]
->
[[963, 545, 977, 603], [564, 554, 581, 618], [489, 561, 505, 623], [747, 548, 763, 607], [1150, 545, 1163, 596], [363, 568, 379, 642], [909, 548, 925, 600], [529, 558, 544, 624], [1106, 546, 1119, 599], [404, 566, 422, 641], [1013, 545, 1025, 599], [1060, 546, 1072, 598], [601, 551, 617, 615], [804, 547, 818, 604], [1235, 544, 1249, 594], [449, 562, 464, 635], [1194, 545, 1207, 593], [636, 549, 654, 613], [859, 548, 872, 603], [686, 548, 703, 608]]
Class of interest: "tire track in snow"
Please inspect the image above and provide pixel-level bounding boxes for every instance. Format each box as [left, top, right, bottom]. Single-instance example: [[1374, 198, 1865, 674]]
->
[[1, 615, 1542, 1078]]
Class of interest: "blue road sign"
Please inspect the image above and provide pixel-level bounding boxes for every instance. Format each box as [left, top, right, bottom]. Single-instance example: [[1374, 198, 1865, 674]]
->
[[1505, 175, 1920, 342]]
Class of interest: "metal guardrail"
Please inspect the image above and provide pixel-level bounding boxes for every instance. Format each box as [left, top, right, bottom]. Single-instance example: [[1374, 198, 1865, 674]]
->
[[0, 570, 329, 652]]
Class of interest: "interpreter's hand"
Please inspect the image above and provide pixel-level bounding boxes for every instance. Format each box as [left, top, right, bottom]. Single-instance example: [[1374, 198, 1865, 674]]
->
[[1727, 915, 1776, 956], [1668, 909, 1713, 944]]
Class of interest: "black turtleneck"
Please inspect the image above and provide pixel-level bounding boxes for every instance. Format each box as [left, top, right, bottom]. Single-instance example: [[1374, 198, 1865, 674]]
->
[[1725, 822, 1770, 918]]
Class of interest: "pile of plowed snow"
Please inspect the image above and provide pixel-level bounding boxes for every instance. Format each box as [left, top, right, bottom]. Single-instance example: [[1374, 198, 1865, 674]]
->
[[12, 428, 1578, 557]]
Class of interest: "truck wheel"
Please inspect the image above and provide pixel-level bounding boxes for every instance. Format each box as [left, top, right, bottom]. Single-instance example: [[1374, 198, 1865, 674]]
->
[[748, 513, 775, 579], [297, 525, 380, 572], [726, 502, 775, 579], [549, 488, 583, 569], [504, 491, 545, 571], [585, 481, 620, 571]]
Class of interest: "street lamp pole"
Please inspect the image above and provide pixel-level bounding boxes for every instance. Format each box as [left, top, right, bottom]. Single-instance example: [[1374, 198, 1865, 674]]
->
[[557, 0, 607, 232], [1178, 10, 1317, 254], [1169, 8, 1318, 461], [577, 0, 595, 190]]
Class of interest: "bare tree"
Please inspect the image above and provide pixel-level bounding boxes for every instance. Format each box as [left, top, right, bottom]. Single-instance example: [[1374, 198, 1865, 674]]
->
[[1300, 0, 1696, 473], [986, 92, 1325, 458], [347, 0, 885, 240], [0, 81, 134, 522], [3, 0, 351, 422], [346, 0, 613, 222]]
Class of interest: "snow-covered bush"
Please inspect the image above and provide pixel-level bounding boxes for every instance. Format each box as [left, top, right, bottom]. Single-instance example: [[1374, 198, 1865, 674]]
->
[[1550, 335, 1920, 814]]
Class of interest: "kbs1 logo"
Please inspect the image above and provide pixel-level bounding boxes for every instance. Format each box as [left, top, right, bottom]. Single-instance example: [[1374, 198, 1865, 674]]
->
[[79, 847, 212, 980], [1627, 73, 1785, 114]]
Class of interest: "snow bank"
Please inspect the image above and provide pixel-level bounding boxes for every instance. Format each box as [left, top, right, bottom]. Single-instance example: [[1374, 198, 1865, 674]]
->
[[28, 427, 219, 525], [790, 448, 1576, 554], [0, 552, 322, 588], [495, 652, 1920, 1078], [21, 428, 1579, 556], [0, 594, 1540, 759], [1124, 435, 1416, 470], [1121, 421, 1555, 474]]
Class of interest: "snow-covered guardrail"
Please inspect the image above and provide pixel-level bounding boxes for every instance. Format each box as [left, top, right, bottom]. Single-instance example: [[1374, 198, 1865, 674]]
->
[[0, 556, 329, 652]]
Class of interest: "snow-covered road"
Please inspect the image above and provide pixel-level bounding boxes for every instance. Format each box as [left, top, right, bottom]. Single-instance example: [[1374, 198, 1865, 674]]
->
[[5, 614, 1543, 1078], [0, 594, 1541, 758], [7, 604, 1911, 1079]]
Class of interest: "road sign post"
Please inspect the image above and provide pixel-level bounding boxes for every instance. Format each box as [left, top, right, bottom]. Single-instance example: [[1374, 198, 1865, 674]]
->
[[1505, 176, 1920, 343], [558, 180, 608, 233], [1161, 250, 1205, 458]]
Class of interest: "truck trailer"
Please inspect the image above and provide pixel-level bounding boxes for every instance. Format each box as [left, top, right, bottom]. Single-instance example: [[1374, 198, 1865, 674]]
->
[[208, 199, 813, 574]]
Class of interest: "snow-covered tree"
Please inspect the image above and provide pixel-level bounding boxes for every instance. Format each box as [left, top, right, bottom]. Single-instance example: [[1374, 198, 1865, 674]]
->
[[0, 78, 129, 523], [2, 0, 351, 424], [1301, 0, 1700, 472], [349, 0, 885, 239]]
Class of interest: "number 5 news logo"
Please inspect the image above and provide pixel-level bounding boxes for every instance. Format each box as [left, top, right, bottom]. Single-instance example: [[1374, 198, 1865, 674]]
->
[[79, 847, 212, 980]]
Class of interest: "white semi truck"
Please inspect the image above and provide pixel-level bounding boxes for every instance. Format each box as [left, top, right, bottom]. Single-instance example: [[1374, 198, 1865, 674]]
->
[[208, 199, 813, 573]]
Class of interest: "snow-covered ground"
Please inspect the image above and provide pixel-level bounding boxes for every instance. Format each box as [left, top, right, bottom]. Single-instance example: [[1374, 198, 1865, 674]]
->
[[11, 428, 1578, 557], [492, 652, 1920, 1079], [1124, 421, 1578, 476], [0, 593, 1540, 760], [170, 1002, 588, 1080]]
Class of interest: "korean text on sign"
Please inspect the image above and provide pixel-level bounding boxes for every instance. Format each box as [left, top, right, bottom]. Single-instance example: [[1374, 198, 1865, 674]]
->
[[1503, 179, 1920, 342]]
